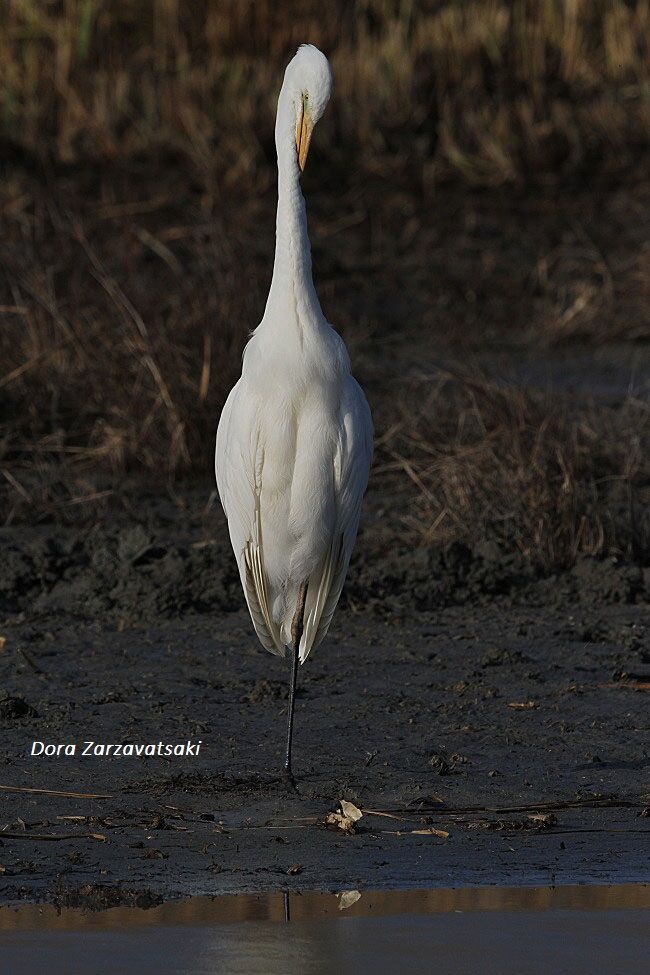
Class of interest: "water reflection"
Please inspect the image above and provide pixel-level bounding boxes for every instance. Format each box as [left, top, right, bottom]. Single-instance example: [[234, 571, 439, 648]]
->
[[0, 883, 648, 931], [0, 886, 647, 975]]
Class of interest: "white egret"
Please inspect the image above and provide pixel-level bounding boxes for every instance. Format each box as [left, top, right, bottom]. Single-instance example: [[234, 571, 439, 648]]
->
[[215, 45, 373, 782]]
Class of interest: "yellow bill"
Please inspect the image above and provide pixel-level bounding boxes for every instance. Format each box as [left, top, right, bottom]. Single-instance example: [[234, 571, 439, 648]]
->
[[296, 102, 314, 172]]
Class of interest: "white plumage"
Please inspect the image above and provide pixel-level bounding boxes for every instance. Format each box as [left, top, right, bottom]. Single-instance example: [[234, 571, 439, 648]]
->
[[215, 45, 373, 671]]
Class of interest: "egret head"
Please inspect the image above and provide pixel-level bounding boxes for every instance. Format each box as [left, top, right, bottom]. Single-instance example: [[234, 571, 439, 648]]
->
[[282, 45, 332, 172]]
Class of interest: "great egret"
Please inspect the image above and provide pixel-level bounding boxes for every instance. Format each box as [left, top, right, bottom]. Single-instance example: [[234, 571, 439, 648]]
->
[[215, 45, 373, 783]]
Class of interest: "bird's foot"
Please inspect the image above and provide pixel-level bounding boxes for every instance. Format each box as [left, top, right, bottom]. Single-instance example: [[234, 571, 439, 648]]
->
[[282, 766, 298, 792]]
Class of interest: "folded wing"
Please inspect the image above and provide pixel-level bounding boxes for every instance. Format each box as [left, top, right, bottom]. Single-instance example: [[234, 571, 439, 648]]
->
[[216, 377, 373, 662], [299, 377, 373, 661], [216, 384, 284, 656]]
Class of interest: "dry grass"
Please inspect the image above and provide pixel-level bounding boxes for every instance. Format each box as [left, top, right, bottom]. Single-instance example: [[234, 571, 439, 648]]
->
[[376, 372, 649, 569], [534, 219, 650, 345], [1, 1, 648, 188], [1, 2, 649, 569], [0, 171, 260, 515]]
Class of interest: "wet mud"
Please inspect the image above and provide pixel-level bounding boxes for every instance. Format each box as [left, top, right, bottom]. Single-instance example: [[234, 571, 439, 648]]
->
[[0, 496, 648, 907]]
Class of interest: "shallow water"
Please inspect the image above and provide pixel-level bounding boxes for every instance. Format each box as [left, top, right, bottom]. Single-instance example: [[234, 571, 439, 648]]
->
[[0, 885, 648, 975]]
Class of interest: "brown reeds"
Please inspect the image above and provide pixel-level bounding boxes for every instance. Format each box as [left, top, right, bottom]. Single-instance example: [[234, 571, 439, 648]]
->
[[0, 1, 648, 187], [0, 2, 648, 567], [375, 372, 649, 570]]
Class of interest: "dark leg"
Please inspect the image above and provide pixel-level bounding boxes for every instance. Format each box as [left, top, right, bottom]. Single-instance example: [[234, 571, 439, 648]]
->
[[284, 637, 299, 782], [284, 581, 308, 784]]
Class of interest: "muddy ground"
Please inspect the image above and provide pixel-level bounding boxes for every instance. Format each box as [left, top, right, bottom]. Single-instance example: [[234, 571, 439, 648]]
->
[[0, 491, 648, 908]]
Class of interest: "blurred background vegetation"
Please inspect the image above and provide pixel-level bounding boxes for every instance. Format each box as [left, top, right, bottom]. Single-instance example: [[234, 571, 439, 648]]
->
[[1, 0, 648, 185], [1, 1, 649, 569]]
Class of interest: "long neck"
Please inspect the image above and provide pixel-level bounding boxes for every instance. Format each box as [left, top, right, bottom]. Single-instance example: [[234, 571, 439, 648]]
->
[[263, 83, 323, 324]]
